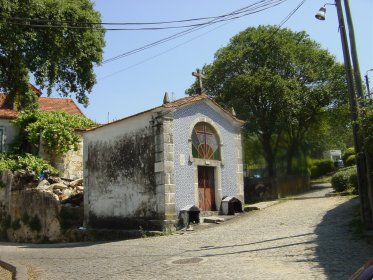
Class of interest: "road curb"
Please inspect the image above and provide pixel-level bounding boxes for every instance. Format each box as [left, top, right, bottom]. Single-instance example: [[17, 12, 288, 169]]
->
[[0, 259, 27, 280]]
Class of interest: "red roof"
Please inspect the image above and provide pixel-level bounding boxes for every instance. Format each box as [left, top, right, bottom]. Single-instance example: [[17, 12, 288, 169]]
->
[[38, 97, 83, 115], [0, 94, 84, 119]]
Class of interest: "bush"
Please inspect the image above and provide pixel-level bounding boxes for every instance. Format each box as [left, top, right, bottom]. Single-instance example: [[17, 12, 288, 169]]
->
[[0, 153, 58, 177], [331, 166, 357, 192], [310, 159, 335, 178], [346, 154, 356, 167], [342, 147, 355, 163], [12, 110, 96, 156]]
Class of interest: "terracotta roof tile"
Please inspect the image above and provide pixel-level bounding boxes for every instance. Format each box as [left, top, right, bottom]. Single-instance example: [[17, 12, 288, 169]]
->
[[0, 94, 84, 118], [38, 97, 83, 115], [163, 94, 209, 108]]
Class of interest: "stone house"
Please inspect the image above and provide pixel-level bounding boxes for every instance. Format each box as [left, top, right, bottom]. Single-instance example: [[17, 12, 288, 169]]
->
[[0, 87, 85, 179], [83, 93, 245, 231]]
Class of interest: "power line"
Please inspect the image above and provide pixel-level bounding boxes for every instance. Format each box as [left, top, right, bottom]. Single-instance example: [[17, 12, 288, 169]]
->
[[98, 0, 306, 81], [0, 0, 284, 31], [102, 0, 286, 64]]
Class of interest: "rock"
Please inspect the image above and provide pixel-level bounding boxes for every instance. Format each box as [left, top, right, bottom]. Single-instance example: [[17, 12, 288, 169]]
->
[[36, 179, 50, 190], [76, 186, 84, 192], [53, 189, 63, 195], [48, 176, 62, 184], [60, 189, 73, 202], [12, 170, 37, 190], [69, 178, 83, 188], [61, 193, 83, 206], [203, 217, 225, 224], [51, 183, 68, 190]]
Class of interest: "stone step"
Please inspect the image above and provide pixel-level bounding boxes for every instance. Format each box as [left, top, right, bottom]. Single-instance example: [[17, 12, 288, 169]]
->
[[202, 216, 225, 224]]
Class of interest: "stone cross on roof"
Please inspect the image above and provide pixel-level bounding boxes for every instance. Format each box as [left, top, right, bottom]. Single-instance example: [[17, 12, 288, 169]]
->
[[192, 68, 206, 95]]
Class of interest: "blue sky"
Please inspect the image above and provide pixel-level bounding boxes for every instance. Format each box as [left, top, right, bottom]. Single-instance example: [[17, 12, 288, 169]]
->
[[69, 0, 372, 123]]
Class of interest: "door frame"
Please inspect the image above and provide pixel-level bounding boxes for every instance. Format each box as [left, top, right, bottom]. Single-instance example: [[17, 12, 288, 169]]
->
[[193, 160, 222, 211]]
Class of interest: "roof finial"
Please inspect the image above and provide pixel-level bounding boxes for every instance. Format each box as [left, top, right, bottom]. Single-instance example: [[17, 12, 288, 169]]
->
[[163, 92, 170, 104]]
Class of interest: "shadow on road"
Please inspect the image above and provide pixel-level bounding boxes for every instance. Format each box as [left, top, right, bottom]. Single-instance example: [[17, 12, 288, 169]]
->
[[314, 197, 373, 280]]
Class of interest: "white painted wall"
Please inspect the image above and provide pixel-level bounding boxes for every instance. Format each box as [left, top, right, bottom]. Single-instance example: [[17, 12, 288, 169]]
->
[[84, 110, 161, 226], [0, 119, 18, 152]]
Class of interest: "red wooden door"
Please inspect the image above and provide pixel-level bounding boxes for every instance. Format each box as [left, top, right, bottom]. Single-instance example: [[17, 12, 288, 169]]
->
[[198, 166, 215, 211]]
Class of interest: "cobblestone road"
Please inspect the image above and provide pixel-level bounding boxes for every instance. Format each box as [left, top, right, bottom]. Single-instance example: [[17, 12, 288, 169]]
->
[[0, 186, 372, 280]]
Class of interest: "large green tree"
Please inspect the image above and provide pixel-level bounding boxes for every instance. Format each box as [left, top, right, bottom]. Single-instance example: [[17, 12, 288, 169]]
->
[[0, 0, 105, 107], [187, 25, 347, 177]]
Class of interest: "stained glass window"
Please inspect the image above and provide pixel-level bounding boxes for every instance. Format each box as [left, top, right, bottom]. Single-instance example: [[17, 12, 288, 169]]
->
[[192, 123, 220, 160]]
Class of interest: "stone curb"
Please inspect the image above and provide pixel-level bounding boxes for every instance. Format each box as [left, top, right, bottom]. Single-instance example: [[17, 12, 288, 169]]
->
[[244, 200, 280, 212], [0, 259, 27, 280]]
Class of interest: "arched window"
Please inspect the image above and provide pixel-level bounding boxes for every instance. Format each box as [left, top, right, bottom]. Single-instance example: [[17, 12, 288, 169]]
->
[[191, 123, 220, 160]]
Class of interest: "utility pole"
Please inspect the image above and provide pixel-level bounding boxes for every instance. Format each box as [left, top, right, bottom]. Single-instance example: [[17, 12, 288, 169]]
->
[[335, 0, 373, 228], [342, 0, 373, 227]]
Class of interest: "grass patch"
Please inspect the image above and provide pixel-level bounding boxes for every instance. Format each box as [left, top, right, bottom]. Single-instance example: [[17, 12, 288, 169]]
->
[[311, 174, 333, 184]]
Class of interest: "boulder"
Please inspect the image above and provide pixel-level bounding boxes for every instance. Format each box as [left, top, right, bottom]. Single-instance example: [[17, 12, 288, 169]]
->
[[69, 178, 83, 188], [48, 176, 62, 184], [36, 179, 51, 190], [51, 183, 68, 190]]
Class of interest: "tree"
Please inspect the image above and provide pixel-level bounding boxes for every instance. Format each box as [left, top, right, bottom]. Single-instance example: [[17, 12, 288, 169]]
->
[[0, 0, 105, 107], [187, 25, 347, 177]]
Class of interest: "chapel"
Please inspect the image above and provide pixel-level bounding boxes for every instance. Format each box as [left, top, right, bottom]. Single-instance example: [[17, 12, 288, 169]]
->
[[83, 92, 245, 231]]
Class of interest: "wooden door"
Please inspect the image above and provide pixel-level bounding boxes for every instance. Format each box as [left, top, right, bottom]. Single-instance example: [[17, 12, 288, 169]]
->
[[198, 166, 215, 211]]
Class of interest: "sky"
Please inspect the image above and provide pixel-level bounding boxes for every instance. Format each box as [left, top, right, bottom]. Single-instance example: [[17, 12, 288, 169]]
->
[[64, 0, 373, 124]]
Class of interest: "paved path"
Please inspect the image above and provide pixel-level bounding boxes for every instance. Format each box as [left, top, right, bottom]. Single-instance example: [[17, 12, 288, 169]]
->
[[1, 185, 372, 280]]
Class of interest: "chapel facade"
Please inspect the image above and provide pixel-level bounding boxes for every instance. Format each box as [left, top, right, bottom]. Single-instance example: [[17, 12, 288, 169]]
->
[[83, 94, 245, 231]]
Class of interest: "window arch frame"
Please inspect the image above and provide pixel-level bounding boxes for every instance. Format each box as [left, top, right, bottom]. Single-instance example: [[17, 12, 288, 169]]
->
[[188, 118, 224, 165]]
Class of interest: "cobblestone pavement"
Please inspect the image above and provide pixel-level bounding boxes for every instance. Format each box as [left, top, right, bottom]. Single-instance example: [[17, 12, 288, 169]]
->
[[0, 266, 12, 280], [0, 186, 372, 280]]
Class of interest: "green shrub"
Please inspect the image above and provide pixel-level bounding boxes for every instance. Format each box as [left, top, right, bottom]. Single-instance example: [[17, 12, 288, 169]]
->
[[349, 169, 358, 193], [346, 154, 356, 167], [331, 166, 357, 192], [342, 147, 355, 163], [310, 159, 335, 178], [0, 153, 58, 178], [12, 110, 96, 156]]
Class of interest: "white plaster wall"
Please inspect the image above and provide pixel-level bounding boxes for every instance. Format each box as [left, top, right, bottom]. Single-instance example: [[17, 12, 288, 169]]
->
[[84, 111, 159, 223], [84, 112, 154, 142], [0, 119, 18, 152]]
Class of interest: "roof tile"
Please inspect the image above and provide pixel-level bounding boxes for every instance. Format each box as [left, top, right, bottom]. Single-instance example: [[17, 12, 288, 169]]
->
[[0, 94, 84, 118]]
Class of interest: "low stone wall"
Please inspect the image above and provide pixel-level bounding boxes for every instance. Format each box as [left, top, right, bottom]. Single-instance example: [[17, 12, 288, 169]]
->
[[244, 175, 310, 203], [0, 171, 84, 243]]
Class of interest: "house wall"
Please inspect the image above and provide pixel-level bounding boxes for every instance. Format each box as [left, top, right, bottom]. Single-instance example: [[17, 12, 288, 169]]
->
[[172, 101, 244, 213], [83, 111, 170, 230], [0, 119, 18, 152]]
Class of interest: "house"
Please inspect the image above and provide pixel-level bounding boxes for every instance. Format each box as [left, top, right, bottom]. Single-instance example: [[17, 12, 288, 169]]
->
[[83, 93, 245, 231], [0, 86, 85, 179]]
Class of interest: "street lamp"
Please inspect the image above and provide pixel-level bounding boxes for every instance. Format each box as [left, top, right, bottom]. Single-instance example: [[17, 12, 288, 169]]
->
[[315, 1, 373, 228], [315, 3, 335, 20]]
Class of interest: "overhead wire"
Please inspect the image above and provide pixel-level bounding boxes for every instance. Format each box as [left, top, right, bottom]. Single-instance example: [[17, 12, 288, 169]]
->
[[0, 0, 284, 31], [101, 0, 286, 64], [98, 0, 307, 80], [1, 4, 270, 26]]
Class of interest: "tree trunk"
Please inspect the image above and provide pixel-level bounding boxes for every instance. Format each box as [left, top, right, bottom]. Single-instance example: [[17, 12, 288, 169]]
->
[[261, 136, 279, 198]]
